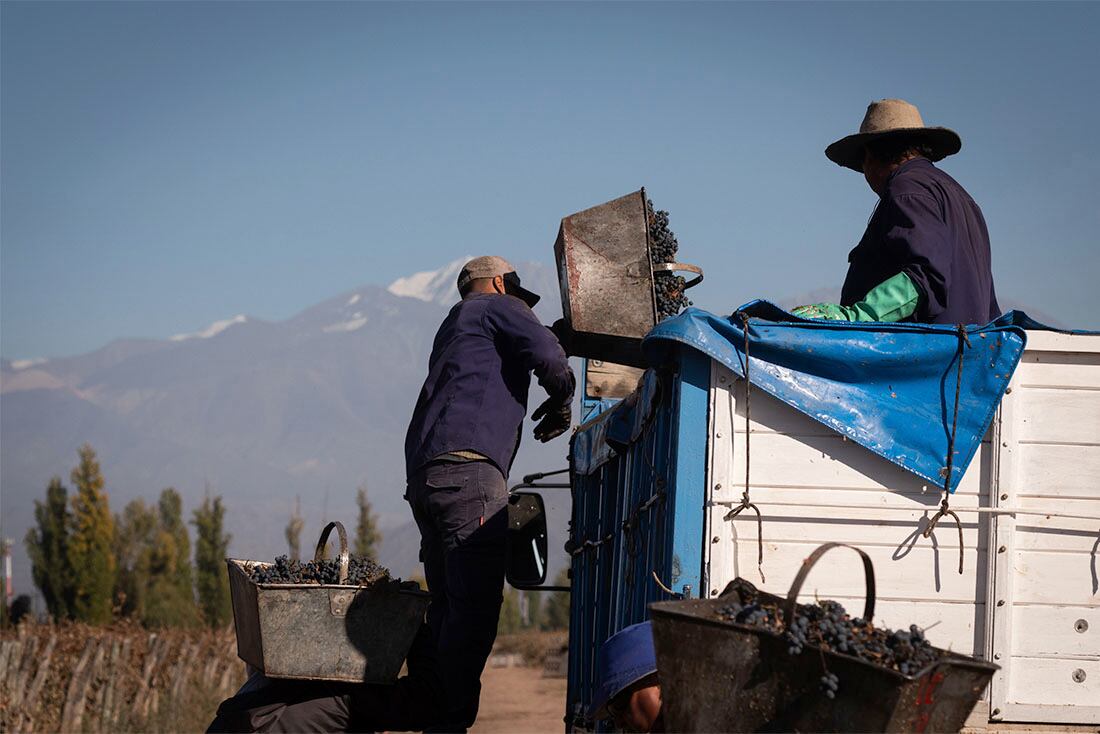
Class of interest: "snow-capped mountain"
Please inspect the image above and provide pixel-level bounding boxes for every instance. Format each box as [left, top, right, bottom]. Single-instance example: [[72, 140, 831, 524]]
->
[[386, 257, 470, 307], [170, 315, 249, 342], [1, 260, 568, 602]]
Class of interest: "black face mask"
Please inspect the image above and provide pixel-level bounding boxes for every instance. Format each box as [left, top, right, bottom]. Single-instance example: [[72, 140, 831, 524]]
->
[[502, 271, 540, 308]]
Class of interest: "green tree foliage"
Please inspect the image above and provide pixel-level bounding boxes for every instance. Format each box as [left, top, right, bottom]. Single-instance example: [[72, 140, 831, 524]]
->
[[497, 586, 523, 636], [542, 568, 571, 631], [24, 477, 75, 620], [192, 493, 232, 628], [113, 490, 202, 628], [354, 484, 382, 559], [285, 499, 304, 561], [67, 445, 116, 624], [143, 488, 201, 628], [114, 498, 158, 619], [525, 591, 544, 630]]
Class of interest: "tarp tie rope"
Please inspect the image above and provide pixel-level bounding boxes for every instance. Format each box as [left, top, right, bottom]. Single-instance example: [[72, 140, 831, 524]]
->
[[923, 324, 969, 574], [723, 313, 765, 583]]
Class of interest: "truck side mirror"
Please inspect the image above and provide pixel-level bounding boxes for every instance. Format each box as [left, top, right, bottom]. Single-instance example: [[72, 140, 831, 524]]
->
[[506, 491, 549, 588]]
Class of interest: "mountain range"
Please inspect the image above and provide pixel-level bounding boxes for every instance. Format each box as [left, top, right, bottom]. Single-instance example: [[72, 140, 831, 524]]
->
[[1, 257, 1063, 607], [1, 259, 567, 602]]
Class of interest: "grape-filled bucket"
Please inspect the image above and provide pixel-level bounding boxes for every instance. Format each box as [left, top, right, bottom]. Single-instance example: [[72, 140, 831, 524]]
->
[[554, 188, 702, 367], [649, 543, 997, 733], [227, 521, 430, 683]]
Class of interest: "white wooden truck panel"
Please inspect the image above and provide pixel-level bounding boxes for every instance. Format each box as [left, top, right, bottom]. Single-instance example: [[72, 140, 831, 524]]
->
[[705, 332, 1100, 727]]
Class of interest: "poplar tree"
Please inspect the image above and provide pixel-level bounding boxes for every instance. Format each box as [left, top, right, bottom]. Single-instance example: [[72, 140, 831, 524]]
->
[[285, 498, 304, 561], [24, 477, 75, 620], [542, 569, 571, 630], [497, 587, 522, 635], [192, 494, 232, 627], [67, 445, 115, 624], [354, 484, 382, 559], [113, 498, 158, 619], [143, 488, 201, 628]]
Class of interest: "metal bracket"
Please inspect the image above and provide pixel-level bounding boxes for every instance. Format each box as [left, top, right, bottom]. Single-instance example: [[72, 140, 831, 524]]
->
[[329, 589, 355, 617]]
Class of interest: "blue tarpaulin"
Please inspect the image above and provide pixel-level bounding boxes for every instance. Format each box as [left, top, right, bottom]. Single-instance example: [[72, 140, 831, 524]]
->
[[639, 301, 1073, 493]]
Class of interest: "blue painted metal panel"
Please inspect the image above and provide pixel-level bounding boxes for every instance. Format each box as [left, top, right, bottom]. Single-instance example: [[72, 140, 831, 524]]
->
[[564, 348, 707, 731], [667, 350, 709, 597]]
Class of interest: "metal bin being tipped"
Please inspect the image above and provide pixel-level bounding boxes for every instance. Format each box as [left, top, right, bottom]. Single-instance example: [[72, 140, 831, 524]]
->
[[227, 521, 430, 683], [554, 188, 701, 367]]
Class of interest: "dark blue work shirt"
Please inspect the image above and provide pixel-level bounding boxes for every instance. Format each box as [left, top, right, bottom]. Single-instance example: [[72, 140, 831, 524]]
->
[[405, 293, 574, 477], [841, 158, 1000, 325]]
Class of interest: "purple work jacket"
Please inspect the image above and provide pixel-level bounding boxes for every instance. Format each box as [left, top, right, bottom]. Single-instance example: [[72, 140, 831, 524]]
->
[[841, 158, 1000, 325], [404, 293, 574, 477]]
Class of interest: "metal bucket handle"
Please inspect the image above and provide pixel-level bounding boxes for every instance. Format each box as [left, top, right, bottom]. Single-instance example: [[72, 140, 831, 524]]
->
[[314, 521, 350, 585], [652, 262, 703, 290], [782, 542, 875, 631]]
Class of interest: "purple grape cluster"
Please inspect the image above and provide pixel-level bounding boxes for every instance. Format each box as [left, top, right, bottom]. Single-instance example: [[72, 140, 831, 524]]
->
[[248, 554, 391, 587], [715, 592, 942, 690], [646, 199, 692, 321]]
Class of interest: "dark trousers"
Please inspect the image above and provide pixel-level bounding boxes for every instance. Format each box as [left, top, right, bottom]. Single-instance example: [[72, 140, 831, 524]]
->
[[406, 459, 509, 733]]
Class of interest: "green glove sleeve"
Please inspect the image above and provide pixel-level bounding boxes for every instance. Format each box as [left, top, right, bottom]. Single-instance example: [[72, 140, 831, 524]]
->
[[791, 272, 920, 322], [843, 271, 920, 322]]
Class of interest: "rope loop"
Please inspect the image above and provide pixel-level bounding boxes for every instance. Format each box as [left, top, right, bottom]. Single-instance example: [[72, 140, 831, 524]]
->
[[922, 324, 970, 575], [725, 313, 765, 582]]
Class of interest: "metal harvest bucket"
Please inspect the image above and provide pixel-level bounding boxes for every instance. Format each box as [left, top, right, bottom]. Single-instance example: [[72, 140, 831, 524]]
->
[[554, 188, 702, 367], [649, 543, 998, 733], [227, 521, 430, 683]]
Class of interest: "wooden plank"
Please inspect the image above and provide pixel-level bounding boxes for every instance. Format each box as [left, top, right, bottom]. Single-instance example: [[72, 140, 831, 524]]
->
[[585, 359, 644, 400], [1011, 495, 1100, 552], [1022, 331, 1100, 355], [706, 363, 740, 598], [730, 484, 986, 508], [1016, 388, 1100, 445], [724, 539, 985, 603], [722, 380, 839, 437], [1009, 606, 1099, 658], [1011, 550, 1099, 606], [1016, 444, 1100, 499], [1016, 351, 1100, 390], [997, 702, 1100, 727], [1013, 523, 1100, 553], [728, 507, 985, 550], [1006, 656, 1099, 709], [725, 379, 996, 444], [723, 430, 990, 495]]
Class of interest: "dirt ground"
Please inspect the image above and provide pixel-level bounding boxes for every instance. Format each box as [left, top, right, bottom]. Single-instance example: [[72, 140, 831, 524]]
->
[[470, 665, 567, 734]]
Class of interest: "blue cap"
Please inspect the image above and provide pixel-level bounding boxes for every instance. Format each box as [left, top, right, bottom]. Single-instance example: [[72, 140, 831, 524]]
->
[[589, 621, 658, 719]]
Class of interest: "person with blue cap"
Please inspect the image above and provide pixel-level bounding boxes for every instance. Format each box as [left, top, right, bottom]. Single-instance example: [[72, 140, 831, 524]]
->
[[591, 621, 664, 733]]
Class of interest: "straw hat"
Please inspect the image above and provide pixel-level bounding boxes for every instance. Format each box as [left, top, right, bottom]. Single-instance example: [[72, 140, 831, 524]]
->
[[825, 99, 961, 172]]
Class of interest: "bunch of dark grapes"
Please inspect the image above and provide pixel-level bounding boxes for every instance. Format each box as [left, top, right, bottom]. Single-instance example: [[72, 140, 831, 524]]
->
[[715, 593, 942, 698], [248, 554, 391, 588], [647, 199, 692, 321]]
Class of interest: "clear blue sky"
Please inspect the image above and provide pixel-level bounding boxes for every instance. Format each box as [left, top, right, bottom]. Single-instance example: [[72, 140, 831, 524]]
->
[[3, 1, 1098, 360]]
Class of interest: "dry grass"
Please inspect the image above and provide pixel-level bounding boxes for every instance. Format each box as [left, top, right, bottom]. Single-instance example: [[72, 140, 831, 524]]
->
[[1, 620, 244, 733]]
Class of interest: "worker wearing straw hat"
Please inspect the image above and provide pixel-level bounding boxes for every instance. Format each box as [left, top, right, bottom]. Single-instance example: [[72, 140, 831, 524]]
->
[[794, 99, 1000, 325]]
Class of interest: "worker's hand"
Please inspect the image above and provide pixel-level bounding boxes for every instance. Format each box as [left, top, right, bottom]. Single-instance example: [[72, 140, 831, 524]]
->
[[791, 303, 850, 320], [532, 397, 572, 442]]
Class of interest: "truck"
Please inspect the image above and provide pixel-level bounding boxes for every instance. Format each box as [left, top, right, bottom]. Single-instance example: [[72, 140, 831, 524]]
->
[[506, 192, 1100, 730]]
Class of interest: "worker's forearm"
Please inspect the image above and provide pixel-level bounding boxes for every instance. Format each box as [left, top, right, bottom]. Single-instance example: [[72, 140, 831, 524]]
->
[[793, 272, 920, 323]]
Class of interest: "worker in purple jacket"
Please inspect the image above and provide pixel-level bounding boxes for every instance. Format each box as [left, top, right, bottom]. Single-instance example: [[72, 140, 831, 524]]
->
[[405, 255, 575, 731], [794, 99, 1000, 325]]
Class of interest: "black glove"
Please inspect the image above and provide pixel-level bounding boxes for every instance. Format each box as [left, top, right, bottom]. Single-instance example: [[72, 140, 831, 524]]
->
[[532, 397, 572, 443]]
